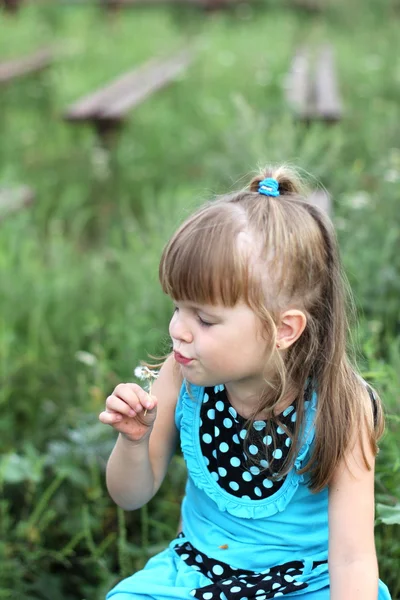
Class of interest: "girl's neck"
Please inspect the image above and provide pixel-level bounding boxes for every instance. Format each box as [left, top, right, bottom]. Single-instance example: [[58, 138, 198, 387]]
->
[[225, 380, 299, 420]]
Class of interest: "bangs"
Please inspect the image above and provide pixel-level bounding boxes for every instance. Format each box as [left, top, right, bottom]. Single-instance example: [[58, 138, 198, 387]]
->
[[159, 205, 252, 306]]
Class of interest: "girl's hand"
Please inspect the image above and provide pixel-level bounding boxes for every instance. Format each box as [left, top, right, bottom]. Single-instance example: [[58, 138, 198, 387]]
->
[[99, 383, 158, 444]]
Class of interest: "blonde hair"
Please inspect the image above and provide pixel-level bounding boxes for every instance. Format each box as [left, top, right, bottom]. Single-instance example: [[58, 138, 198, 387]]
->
[[159, 165, 385, 492]]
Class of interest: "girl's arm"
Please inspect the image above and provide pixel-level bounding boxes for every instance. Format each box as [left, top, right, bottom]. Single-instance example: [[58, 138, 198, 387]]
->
[[328, 393, 379, 600], [105, 355, 182, 511]]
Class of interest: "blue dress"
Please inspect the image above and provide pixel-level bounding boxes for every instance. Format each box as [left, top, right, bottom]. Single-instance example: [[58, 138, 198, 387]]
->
[[107, 383, 391, 600]]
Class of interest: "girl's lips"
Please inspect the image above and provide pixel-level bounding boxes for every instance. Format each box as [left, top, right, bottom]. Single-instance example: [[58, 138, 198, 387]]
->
[[174, 351, 193, 365]]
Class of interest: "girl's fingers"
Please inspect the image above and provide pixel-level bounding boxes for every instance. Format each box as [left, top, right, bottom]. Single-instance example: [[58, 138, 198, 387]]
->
[[112, 383, 157, 414], [99, 410, 123, 425], [106, 395, 137, 417]]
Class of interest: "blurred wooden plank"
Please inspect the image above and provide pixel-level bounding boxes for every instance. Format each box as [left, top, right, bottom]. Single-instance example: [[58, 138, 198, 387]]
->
[[309, 188, 331, 216], [314, 44, 343, 122], [286, 43, 343, 124], [0, 48, 53, 86], [0, 0, 22, 13], [64, 48, 193, 146], [285, 46, 311, 121], [0, 186, 35, 222]]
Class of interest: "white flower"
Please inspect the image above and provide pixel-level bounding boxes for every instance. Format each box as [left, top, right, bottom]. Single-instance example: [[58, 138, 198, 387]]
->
[[134, 366, 146, 379], [75, 351, 97, 367], [134, 365, 159, 391]]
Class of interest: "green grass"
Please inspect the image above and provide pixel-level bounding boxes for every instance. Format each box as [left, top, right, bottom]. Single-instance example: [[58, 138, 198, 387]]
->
[[0, 2, 399, 598]]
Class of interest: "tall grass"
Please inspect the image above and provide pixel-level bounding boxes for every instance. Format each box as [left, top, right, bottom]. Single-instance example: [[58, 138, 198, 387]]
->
[[0, 2, 399, 598]]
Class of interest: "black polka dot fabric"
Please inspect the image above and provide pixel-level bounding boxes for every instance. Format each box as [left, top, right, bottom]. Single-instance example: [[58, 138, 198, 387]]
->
[[199, 385, 298, 500], [174, 533, 312, 599]]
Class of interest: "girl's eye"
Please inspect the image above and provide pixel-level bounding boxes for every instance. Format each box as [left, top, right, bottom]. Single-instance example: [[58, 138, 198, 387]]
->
[[198, 315, 213, 327]]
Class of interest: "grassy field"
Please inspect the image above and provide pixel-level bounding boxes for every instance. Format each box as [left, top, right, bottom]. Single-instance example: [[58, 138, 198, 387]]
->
[[0, 1, 399, 598]]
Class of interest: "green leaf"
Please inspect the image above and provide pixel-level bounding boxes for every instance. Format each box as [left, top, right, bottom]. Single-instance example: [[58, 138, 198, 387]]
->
[[376, 503, 400, 525]]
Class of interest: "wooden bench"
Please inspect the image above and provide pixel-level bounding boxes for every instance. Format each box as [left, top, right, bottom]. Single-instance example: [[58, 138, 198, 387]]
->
[[0, 48, 53, 87], [0, 0, 21, 13], [285, 44, 343, 123], [64, 49, 193, 146], [0, 186, 35, 223]]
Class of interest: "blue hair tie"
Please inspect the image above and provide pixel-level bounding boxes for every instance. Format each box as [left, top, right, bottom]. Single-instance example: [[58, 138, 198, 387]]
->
[[258, 177, 280, 197]]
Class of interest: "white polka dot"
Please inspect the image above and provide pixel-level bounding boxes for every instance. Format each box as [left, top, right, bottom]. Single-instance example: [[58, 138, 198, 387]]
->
[[202, 433, 212, 444], [219, 442, 229, 453], [192, 565, 200, 571], [199, 419, 202, 426], [285, 437, 292, 447], [232, 434, 240, 444], [207, 409, 216, 419], [190, 591, 196, 597], [221, 579, 233, 585], [276, 426, 285, 434], [254, 486, 262, 497], [211, 472, 219, 481], [212, 564, 224, 575], [203, 593, 213, 600], [241, 495, 251, 500], [284, 575, 294, 582], [230, 457, 241, 467], [195, 554, 203, 563], [228, 406, 237, 418], [263, 435, 272, 445], [273, 594, 284, 598], [260, 459, 269, 468], [250, 466, 260, 475], [263, 478, 273, 488], [272, 448, 283, 459], [242, 471, 252, 481], [230, 587, 241, 594], [283, 405, 294, 416], [291, 411, 297, 422], [239, 429, 247, 439], [218, 467, 227, 477], [256, 591, 266, 596], [214, 426, 220, 437], [203, 393, 209, 403], [203, 456, 210, 466], [229, 481, 240, 491], [253, 420, 265, 431], [249, 444, 258, 455], [212, 450, 217, 458], [223, 418, 233, 428], [216, 400, 224, 412]]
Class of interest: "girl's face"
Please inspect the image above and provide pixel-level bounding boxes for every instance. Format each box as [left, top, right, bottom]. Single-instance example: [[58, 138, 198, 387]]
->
[[169, 300, 270, 395]]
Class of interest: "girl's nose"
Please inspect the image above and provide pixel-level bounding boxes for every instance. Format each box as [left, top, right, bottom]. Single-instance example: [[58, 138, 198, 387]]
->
[[169, 311, 193, 344]]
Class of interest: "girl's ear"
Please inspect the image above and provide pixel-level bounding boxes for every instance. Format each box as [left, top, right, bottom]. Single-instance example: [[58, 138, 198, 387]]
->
[[276, 310, 307, 349]]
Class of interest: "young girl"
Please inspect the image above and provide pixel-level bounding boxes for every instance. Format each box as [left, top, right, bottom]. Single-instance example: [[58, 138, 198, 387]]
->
[[99, 166, 391, 600]]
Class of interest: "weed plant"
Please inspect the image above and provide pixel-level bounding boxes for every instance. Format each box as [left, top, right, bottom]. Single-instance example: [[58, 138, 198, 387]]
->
[[0, 1, 399, 598]]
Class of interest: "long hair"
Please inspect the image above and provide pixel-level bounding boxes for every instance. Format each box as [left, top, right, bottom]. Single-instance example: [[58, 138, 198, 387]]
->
[[159, 165, 385, 492]]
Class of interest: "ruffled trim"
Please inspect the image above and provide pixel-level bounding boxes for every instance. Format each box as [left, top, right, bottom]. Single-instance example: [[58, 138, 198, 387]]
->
[[177, 382, 317, 520]]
